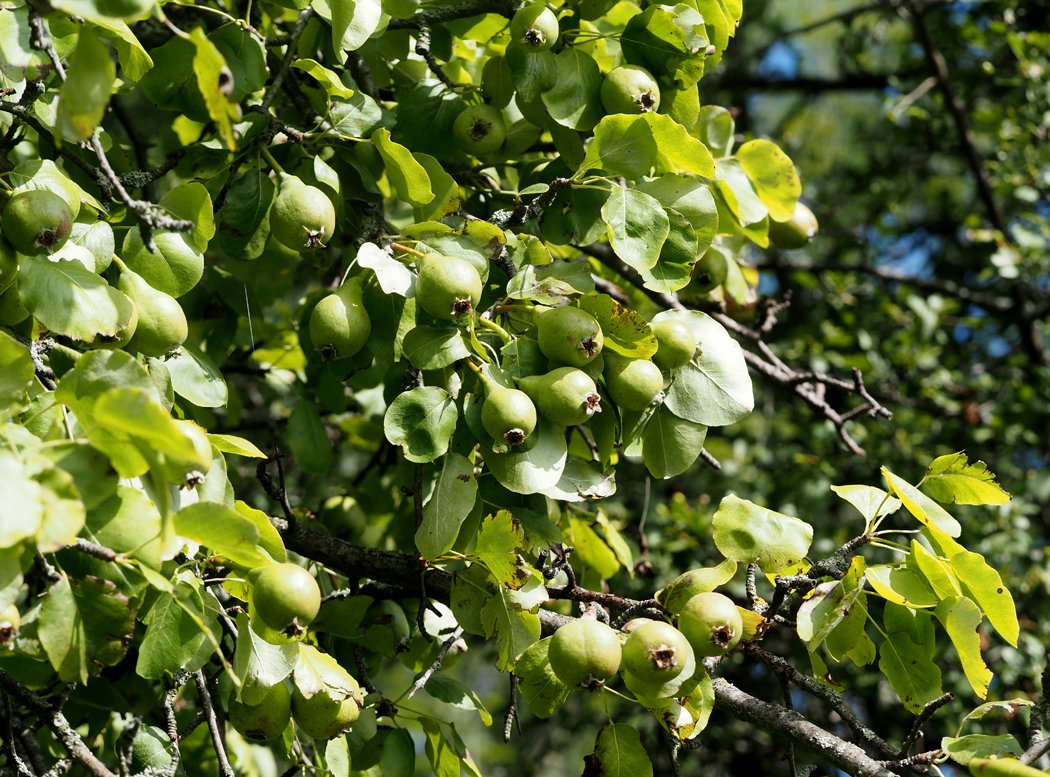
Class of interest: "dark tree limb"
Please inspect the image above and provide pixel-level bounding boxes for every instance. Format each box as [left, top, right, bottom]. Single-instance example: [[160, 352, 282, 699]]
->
[[193, 670, 234, 777], [389, 0, 516, 29], [712, 678, 897, 777], [0, 669, 117, 777]]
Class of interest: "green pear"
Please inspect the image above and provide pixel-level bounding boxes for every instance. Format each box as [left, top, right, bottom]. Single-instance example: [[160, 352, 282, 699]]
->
[[536, 306, 604, 367], [603, 352, 664, 411], [0, 238, 18, 295], [518, 367, 601, 426], [481, 385, 537, 447], [416, 253, 483, 322], [118, 268, 188, 357], [270, 174, 337, 251], [651, 319, 697, 371], [768, 201, 819, 250], [309, 278, 371, 360]]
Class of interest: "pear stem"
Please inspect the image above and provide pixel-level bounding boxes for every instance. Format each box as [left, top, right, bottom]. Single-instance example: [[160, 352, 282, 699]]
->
[[391, 241, 426, 258], [475, 315, 510, 343], [260, 146, 285, 175]]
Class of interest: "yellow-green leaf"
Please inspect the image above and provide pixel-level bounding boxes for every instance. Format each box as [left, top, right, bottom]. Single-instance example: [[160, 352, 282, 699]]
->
[[935, 595, 992, 700], [922, 452, 1011, 506], [372, 128, 434, 206], [882, 466, 962, 537], [735, 139, 801, 222], [57, 28, 115, 141]]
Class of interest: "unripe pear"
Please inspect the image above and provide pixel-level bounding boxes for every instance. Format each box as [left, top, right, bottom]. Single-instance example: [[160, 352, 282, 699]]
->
[[768, 201, 818, 250], [601, 66, 661, 114], [2, 190, 73, 255], [509, 3, 559, 52], [548, 618, 622, 687], [118, 269, 188, 357], [621, 619, 692, 687], [690, 249, 728, 294], [603, 352, 663, 411], [453, 105, 507, 155], [678, 592, 743, 657], [309, 279, 371, 360], [481, 386, 537, 447], [292, 678, 362, 740], [651, 319, 696, 371], [536, 306, 604, 367], [270, 175, 337, 251], [228, 682, 292, 741], [250, 562, 321, 637], [518, 367, 601, 426], [416, 253, 483, 322]]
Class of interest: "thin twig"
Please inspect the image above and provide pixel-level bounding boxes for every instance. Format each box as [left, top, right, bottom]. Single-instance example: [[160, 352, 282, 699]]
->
[[899, 692, 954, 757], [193, 670, 234, 777], [407, 626, 464, 699]]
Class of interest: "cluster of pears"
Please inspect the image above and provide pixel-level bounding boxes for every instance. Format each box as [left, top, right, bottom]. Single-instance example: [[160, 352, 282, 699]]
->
[[478, 306, 699, 451], [228, 562, 364, 742], [0, 169, 195, 356], [546, 585, 744, 705], [452, 2, 661, 158]]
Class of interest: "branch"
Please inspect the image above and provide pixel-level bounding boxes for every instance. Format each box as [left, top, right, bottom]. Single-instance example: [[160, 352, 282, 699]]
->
[[260, 8, 314, 111], [413, 25, 458, 90], [580, 242, 893, 455], [389, 0, 516, 29], [407, 626, 465, 698], [192, 670, 234, 777], [0, 669, 118, 777], [711, 678, 897, 777]]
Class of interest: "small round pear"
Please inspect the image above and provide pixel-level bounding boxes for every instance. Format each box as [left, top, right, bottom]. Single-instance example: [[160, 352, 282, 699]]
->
[[416, 254, 483, 322], [309, 280, 371, 360]]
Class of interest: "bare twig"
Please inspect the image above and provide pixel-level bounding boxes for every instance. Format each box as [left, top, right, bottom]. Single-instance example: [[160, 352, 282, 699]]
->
[[0, 669, 117, 777], [414, 25, 458, 90], [899, 692, 954, 757], [193, 671, 234, 777], [260, 8, 315, 111], [407, 626, 465, 699]]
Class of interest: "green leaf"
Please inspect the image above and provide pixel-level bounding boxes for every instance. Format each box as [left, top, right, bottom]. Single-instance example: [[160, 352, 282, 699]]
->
[[87, 485, 163, 569], [824, 596, 876, 666], [287, 399, 332, 475], [293, 643, 360, 700], [712, 494, 813, 575], [328, 0, 383, 54], [588, 723, 654, 777], [425, 674, 493, 726], [513, 638, 571, 718], [189, 27, 236, 148], [657, 310, 754, 427], [620, 3, 708, 88], [480, 588, 541, 670], [166, 344, 227, 408], [417, 453, 478, 560], [909, 540, 962, 599], [942, 734, 1023, 766], [878, 629, 943, 713], [18, 256, 134, 341], [372, 128, 434, 207], [882, 466, 963, 537], [578, 293, 658, 358], [922, 452, 1011, 506], [865, 564, 938, 608], [422, 719, 462, 777], [696, 105, 735, 157], [796, 562, 866, 648], [93, 19, 153, 81], [137, 574, 222, 679], [642, 405, 707, 479], [715, 158, 769, 227], [935, 595, 992, 700], [292, 58, 354, 98], [214, 170, 275, 261], [0, 456, 40, 549], [384, 386, 458, 463], [829, 484, 901, 525], [601, 187, 669, 272], [93, 386, 210, 467], [208, 23, 266, 102], [645, 113, 716, 177], [735, 139, 801, 222], [208, 435, 265, 458], [328, 91, 385, 138], [39, 575, 133, 683], [414, 153, 462, 222], [579, 114, 658, 179], [232, 612, 298, 704], [50, 0, 155, 22], [0, 330, 34, 420], [541, 48, 603, 131], [173, 502, 274, 568], [57, 28, 115, 142], [482, 418, 567, 494], [474, 510, 527, 589], [380, 728, 416, 777], [157, 181, 216, 253], [402, 325, 470, 370], [505, 41, 556, 104], [949, 550, 1019, 647], [568, 515, 620, 579], [969, 758, 1048, 776]]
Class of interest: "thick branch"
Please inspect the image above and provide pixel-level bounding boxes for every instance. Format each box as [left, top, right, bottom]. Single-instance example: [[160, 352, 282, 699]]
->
[[0, 669, 117, 777], [389, 0, 516, 29], [712, 678, 897, 777]]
